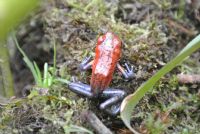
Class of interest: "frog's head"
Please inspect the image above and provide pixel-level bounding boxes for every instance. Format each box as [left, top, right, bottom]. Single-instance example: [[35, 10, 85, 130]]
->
[[97, 32, 122, 49]]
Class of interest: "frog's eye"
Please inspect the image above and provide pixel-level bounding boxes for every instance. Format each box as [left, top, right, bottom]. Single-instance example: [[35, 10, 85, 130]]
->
[[113, 38, 122, 48]]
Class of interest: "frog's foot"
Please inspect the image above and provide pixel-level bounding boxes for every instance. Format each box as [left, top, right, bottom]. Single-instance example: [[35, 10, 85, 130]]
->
[[79, 56, 93, 71], [68, 82, 93, 98], [99, 88, 127, 116], [125, 63, 135, 79], [117, 63, 135, 80], [104, 102, 121, 116]]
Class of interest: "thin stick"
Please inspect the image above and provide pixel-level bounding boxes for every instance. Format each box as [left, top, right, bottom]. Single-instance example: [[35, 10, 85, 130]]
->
[[81, 110, 113, 134]]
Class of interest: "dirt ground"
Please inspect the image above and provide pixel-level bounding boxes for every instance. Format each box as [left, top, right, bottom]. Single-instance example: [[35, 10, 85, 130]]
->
[[1, 0, 200, 134]]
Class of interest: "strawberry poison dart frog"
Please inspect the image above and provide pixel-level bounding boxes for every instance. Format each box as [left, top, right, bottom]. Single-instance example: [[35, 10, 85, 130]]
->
[[68, 32, 135, 115]]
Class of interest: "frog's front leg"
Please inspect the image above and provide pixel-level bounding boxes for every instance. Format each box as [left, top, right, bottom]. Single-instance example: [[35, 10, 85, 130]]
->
[[117, 63, 135, 79], [99, 89, 127, 116], [79, 56, 94, 71], [69, 56, 94, 96]]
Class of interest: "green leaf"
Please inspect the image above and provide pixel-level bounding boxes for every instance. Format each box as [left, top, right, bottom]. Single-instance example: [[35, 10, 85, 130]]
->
[[120, 34, 200, 133], [63, 125, 93, 134], [0, 0, 39, 39], [48, 76, 53, 87], [55, 77, 70, 84], [33, 61, 42, 86]]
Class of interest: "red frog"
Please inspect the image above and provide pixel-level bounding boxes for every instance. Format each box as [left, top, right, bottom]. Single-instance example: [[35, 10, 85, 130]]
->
[[69, 32, 135, 115]]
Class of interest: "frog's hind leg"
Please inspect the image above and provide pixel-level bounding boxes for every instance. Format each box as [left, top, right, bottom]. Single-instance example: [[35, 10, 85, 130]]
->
[[68, 82, 93, 98], [100, 89, 126, 116]]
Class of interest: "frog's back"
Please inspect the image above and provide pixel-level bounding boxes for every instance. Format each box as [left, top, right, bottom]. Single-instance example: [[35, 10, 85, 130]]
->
[[90, 32, 121, 94]]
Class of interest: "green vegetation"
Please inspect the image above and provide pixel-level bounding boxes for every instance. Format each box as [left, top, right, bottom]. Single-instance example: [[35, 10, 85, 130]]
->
[[0, 0, 39, 39], [0, 88, 91, 133], [0, 0, 39, 97], [0, 0, 200, 133], [14, 35, 56, 89], [43, 0, 200, 133], [8, 34, 92, 134], [121, 34, 200, 133]]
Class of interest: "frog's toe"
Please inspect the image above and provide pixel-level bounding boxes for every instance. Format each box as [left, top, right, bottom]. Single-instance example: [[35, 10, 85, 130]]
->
[[104, 102, 121, 116]]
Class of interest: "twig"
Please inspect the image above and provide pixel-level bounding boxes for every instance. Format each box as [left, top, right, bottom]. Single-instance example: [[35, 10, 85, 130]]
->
[[177, 74, 200, 84], [81, 110, 113, 134]]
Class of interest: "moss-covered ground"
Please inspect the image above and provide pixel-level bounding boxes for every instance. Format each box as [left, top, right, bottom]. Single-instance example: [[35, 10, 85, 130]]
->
[[1, 0, 200, 133]]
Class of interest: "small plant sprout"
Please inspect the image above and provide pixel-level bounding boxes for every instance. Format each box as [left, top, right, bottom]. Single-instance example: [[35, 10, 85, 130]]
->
[[13, 34, 57, 91]]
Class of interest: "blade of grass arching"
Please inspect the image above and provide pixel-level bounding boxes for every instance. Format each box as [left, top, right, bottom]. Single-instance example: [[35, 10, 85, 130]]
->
[[120, 34, 200, 133], [63, 125, 93, 134], [33, 61, 42, 86], [43, 63, 48, 87], [23, 58, 39, 85], [54, 77, 70, 84], [13, 35, 39, 85]]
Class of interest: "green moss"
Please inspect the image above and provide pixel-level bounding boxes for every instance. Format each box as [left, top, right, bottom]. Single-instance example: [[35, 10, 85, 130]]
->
[[0, 83, 89, 133], [0, 0, 199, 133]]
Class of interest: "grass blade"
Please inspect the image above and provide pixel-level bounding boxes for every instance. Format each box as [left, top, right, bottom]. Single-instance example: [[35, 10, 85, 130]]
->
[[23, 58, 38, 84], [63, 125, 93, 134], [43, 63, 48, 87], [120, 34, 200, 133], [48, 76, 53, 87], [33, 61, 42, 86], [13, 35, 38, 84], [55, 78, 70, 84]]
